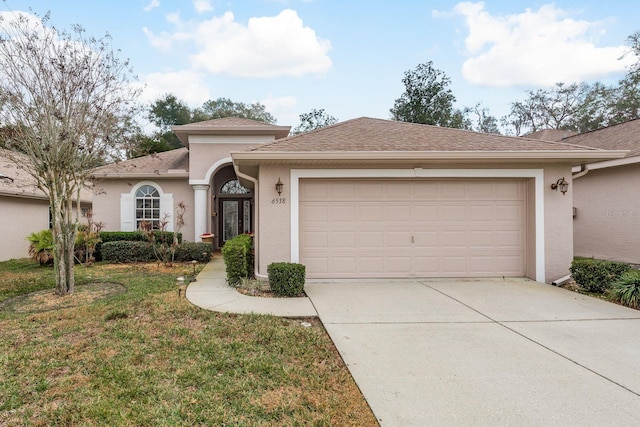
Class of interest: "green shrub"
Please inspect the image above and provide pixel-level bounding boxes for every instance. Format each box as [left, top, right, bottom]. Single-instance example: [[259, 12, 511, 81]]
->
[[221, 234, 253, 285], [608, 270, 640, 309], [96, 231, 182, 260], [26, 229, 55, 265], [101, 241, 155, 263], [570, 258, 631, 293], [98, 231, 182, 244], [173, 242, 213, 263], [267, 262, 305, 297]]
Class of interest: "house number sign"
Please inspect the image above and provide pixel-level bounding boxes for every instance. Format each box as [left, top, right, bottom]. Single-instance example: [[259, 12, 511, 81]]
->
[[271, 198, 286, 204]]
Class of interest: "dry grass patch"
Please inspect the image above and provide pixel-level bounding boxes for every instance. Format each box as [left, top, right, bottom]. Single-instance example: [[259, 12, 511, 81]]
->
[[0, 259, 377, 426]]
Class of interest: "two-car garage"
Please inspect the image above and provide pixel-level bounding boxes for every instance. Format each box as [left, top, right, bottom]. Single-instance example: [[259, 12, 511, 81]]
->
[[299, 179, 528, 279]]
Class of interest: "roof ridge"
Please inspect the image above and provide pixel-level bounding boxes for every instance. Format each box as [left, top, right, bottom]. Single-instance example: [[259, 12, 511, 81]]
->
[[562, 117, 640, 141]]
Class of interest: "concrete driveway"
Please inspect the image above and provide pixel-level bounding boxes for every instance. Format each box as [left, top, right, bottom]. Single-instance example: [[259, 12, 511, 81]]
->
[[305, 278, 640, 426]]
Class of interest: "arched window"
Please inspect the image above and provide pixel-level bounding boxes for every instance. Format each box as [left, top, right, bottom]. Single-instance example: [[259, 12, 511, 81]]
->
[[135, 184, 160, 229], [220, 179, 251, 195]]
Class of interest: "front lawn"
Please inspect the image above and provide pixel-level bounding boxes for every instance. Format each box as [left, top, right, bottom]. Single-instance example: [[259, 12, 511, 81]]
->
[[0, 259, 377, 426]]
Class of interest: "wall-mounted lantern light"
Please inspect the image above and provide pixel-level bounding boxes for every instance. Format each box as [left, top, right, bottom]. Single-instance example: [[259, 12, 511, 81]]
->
[[275, 177, 283, 196], [551, 177, 569, 195]]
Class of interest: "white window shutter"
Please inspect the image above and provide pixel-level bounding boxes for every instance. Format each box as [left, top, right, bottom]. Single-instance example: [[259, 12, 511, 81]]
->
[[120, 194, 135, 231], [161, 194, 174, 231]]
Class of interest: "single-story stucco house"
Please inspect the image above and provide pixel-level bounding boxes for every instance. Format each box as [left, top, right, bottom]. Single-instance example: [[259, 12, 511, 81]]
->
[[90, 116, 628, 283], [0, 148, 91, 261], [556, 119, 640, 265]]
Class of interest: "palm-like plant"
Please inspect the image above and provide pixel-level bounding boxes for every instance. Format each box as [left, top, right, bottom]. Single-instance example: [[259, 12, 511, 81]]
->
[[608, 270, 640, 309], [27, 229, 55, 266]]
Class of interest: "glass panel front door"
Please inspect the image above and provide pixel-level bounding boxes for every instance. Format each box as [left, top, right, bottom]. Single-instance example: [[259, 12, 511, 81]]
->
[[223, 200, 239, 243], [220, 198, 252, 244]]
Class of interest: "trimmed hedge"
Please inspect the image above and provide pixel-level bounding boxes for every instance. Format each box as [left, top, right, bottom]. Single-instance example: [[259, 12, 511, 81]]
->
[[268, 262, 305, 297], [570, 257, 631, 293], [221, 234, 253, 285], [173, 242, 213, 263], [101, 241, 155, 263], [96, 231, 182, 260], [101, 241, 210, 263], [99, 231, 182, 244]]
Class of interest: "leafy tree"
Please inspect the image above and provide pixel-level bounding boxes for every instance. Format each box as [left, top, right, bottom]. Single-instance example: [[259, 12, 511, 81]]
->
[[193, 98, 276, 123], [291, 108, 338, 135], [132, 95, 276, 157], [0, 12, 139, 295], [462, 103, 500, 134], [390, 61, 461, 127], [149, 94, 192, 131]]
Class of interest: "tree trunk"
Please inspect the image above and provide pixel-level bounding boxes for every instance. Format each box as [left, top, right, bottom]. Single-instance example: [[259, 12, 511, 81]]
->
[[51, 192, 77, 296]]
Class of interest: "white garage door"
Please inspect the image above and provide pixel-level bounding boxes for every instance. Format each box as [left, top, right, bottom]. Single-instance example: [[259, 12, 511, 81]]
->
[[299, 179, 526, 278]]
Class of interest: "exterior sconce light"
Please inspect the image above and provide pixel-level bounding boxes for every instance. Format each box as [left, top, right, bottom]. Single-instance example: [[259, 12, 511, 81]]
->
[[551, 177, 569, 195], [275, 177, 283, 195]]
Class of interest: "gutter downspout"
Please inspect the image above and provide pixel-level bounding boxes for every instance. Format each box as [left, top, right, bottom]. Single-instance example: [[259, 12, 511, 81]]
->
[[554, 164, 590, 287], [234, 165, 267, 280], [572, 163, 589, 180]]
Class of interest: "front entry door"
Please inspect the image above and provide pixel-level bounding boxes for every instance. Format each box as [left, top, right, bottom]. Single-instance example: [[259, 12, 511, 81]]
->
[[220, 198, 252, 244]]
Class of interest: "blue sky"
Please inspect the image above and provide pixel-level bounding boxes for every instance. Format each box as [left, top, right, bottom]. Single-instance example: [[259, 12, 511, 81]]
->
[[2, 1, 639, 128]]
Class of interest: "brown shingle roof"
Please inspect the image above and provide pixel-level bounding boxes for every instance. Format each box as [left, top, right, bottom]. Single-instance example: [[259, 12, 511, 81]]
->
[[172, 117, 291, 144], [0, 148, 91, 202], [91, 147, 189, 177], [246, 117, 604, 153], [525, 129, 578, 142], [560, 119, 640, 158]]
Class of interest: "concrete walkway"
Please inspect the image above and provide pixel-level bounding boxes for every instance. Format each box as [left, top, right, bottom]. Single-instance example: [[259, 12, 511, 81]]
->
[[185, 255, 317, 317]]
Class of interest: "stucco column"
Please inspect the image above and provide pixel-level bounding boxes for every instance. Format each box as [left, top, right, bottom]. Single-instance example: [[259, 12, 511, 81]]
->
[[192, 184, 209, 242]]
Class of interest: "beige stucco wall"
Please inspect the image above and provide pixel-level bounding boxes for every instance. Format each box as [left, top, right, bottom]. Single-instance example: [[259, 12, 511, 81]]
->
[[254, 162, 575, 283], [0, 196, 50, 261], [92, 178, 196, 241], [573, 163, 640, 264], [189, 136, 275, 183], [543, 164, 574, 281]]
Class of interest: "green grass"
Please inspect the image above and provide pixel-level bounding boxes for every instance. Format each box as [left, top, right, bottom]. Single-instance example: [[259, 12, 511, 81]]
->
[[0, 259, 376, 426]]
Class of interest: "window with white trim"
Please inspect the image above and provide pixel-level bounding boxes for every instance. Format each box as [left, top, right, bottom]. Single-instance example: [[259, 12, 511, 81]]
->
[[135, 184, 160, 229]]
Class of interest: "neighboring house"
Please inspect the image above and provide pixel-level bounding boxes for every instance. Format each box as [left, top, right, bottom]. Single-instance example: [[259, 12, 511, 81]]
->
[[555, 119, 640, 264], [90, 116, 625, 283], [0, 148, 91, 261]]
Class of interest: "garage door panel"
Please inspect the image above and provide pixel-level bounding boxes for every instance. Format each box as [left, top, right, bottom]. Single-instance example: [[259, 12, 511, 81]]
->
[[386, 231, 412, 248], [358, 231, 384, 247], [413, 231, 439, 248], [384, 205, 412, 221], [329, 231, 356, 248], [358, 205, 384, 222], [300, 179, 526, 278], [386, 256, 412, 273], [440, 205, 467, 221], [384, 182, 412, 199], [329, 206, 356, 222], [301, 205, 327, 222], [301, 231, 328, 249], [496, 204, 523, 221]]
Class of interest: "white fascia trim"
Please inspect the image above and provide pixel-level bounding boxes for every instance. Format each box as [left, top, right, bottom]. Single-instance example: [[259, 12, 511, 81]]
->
[[573, 155, 640, 172], [290, 168, 545, 283], [189, 157, 232, 185]]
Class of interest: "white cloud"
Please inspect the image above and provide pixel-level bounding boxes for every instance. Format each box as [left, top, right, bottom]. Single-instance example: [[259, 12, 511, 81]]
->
[[143, 0, 160, 12], [450, 2, 634, 87], [259, 95, 298, 124], [135, 70, 211, 106], [142, 9, 331, 78], [193, 0, 213, 14], [190, 9, 332, 78], [142, 12, 191, 52]]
